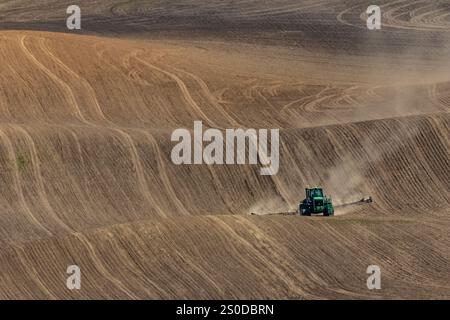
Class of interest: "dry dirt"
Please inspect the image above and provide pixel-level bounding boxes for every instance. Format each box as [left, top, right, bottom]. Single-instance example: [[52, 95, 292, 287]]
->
[[0, 0, 449, 299]]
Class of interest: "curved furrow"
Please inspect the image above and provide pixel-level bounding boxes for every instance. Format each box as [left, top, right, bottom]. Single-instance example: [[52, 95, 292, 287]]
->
[[18, 35, 87, 123], [0, 127, 52, 237]]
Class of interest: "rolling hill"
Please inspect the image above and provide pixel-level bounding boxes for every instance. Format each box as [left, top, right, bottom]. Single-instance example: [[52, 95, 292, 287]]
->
[[0, 1, 449, 299]]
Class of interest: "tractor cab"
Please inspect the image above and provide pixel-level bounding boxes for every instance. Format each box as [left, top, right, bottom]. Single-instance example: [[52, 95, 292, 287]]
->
[[307, 188, 323, 198]]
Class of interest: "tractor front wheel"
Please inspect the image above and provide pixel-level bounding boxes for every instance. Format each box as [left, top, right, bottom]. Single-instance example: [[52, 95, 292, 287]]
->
[[300, 208, 310, 216]]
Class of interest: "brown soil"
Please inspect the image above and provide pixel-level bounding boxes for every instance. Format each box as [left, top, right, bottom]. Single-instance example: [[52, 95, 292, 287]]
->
[[0, 1, 449, 299]]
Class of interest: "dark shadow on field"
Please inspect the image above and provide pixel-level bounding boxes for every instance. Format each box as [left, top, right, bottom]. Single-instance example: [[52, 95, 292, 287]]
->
[[2, 11, 450, 60]]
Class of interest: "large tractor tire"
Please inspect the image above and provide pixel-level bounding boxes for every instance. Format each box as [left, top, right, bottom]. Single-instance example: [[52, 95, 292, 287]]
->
[[324, 205, 334, 217], [300, 207, 310, 216]]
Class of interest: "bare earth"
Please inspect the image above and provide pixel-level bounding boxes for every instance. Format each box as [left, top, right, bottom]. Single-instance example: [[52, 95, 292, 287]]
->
[[0, 0, 449, 299]]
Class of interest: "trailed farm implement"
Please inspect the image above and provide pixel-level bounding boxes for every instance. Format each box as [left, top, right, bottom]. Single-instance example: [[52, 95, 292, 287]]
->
[[253, 187, 372, 217]]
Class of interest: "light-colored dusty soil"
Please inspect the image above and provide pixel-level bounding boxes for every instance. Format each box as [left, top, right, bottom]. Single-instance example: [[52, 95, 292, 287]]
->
[[0, 1, 449, 299]]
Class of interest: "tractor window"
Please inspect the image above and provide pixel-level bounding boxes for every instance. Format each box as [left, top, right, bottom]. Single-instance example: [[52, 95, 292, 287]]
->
[[312, 189, 323, 197]]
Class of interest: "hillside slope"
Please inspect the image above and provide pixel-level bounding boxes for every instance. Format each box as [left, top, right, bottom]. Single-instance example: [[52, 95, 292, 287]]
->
[[0, 0, 449, 299]]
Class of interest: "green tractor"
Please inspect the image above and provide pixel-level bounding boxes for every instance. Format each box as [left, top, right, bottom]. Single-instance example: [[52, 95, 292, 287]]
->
[[298, 187, 334, 216]]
